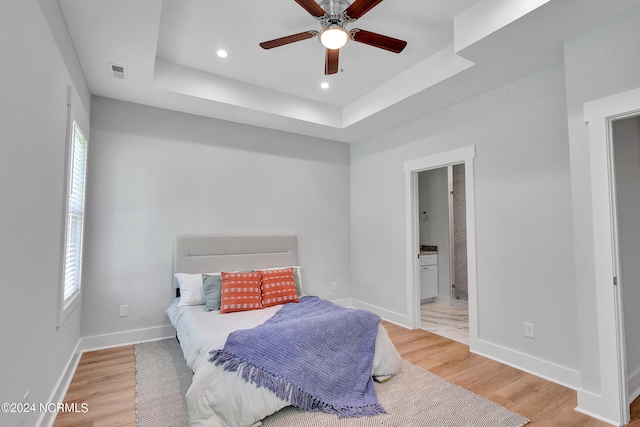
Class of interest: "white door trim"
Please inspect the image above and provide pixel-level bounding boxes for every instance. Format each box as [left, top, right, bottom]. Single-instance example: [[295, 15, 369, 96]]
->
[[582, 87, 640, 426], [403, 145, 478, 349]]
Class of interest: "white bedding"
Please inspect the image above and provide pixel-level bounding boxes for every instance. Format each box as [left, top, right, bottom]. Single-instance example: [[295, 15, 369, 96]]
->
[[165, 298, 402, 427], [166, 298, 284, 371]]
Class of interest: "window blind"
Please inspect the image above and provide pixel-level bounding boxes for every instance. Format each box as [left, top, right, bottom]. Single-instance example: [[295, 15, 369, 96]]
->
[[63, 121, 87, 305]]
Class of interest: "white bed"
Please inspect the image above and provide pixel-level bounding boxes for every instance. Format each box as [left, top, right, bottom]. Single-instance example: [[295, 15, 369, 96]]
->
[[166, 234, 402, 427]]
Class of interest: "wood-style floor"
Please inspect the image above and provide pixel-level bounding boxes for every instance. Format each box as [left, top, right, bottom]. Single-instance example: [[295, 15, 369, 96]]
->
[[53, 321, 638, 427], [53, 345, 136, 427]]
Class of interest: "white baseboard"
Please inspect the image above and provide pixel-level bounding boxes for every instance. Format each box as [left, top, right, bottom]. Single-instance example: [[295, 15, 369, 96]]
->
[[575, 389, 620, 426], [39, 325, 177, 427], [472, 340, 622, 424], [41, 302, 598, 426], [79, 325, 176, 352], [449, 299, 468, 309], [434, 295, 451, 305], [471, 338, 581, 390], [628, 366, 640, 403], [348, 297, 582, 395], [329, 298, 353, 308], [340, 298, 411, 328], [351, 298, 581, 391], [38, 340, 82, 427]]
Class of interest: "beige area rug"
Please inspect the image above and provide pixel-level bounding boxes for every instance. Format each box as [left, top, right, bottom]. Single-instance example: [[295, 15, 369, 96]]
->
[[135, 340, 193, 427], [135, 339, 529, 427]]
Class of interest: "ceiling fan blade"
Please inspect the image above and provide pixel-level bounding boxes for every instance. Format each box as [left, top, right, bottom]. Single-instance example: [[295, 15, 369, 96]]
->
[[344, 0, 384, 21], [325, 48, 339, 75], [295, 0, 327, 18], [351, 29, 407, 53], [259, 31, 318, 49]]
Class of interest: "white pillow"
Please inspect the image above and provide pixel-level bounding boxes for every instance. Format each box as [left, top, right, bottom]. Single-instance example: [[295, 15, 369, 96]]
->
[[175, 273, 206, 306]]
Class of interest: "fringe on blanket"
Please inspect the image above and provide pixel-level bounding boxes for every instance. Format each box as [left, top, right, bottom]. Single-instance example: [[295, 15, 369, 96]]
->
[[209, 349, 386, 418]]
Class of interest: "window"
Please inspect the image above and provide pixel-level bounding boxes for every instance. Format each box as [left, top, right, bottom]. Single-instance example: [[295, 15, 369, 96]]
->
[[58, 118, 88, 326]]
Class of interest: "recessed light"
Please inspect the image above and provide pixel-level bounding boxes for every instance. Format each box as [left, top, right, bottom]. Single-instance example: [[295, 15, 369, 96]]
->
[[321, 81, 330, 89], [216, 50, 228, 58]]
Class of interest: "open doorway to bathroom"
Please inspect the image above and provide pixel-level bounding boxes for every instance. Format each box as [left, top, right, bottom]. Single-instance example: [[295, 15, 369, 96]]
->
[[418, 164, 469, 345]]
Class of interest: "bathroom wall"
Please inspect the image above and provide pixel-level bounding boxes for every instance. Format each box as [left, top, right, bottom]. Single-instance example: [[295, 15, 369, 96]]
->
[[452, 164, 468, 302], [418, 168, 450, 300]]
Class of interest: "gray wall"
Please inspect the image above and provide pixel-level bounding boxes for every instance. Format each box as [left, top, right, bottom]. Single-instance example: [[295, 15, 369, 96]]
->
[[564, 5, 640, 396], [81, 97, 351, 338], [0, 1, 90, 426], [351, 62, 579, 376], [349, 7, 640, 400]]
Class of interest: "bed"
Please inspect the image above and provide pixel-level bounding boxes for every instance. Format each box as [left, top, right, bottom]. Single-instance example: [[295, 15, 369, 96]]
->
[[165, 234, 402, 427]]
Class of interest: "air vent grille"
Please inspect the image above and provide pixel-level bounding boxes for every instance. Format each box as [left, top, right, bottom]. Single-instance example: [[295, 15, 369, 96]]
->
[[108, 62, 128, 80]]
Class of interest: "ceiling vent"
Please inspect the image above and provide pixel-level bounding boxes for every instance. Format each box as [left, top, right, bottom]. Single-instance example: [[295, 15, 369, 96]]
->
[[108, 62, 128, 80]]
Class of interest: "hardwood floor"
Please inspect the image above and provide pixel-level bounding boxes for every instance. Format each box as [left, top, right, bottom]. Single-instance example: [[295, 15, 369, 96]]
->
[[53, 345, 136, 427], [53, 322, 638, 427], [383, 321, 616, 427]]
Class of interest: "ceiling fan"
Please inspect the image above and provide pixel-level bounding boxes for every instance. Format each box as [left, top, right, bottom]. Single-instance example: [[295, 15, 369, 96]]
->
[[259, 0, 407, 75]]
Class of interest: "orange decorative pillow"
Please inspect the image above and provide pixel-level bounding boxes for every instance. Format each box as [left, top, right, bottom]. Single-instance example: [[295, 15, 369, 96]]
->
[[260, 268, 299, 308], [219, 271, 262, 314]]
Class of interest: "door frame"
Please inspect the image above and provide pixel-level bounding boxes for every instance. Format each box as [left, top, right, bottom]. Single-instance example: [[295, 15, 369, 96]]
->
[[404, 145, 478, 349], [583, 86, 640, 425]]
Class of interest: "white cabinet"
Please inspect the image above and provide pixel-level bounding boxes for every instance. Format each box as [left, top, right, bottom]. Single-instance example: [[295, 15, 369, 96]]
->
[[419, 254, 438, 299]]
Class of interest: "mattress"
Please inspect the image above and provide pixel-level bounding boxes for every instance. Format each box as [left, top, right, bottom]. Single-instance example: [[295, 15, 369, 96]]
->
[[165, 297, 284, 371], [166, 298, 402, 427]]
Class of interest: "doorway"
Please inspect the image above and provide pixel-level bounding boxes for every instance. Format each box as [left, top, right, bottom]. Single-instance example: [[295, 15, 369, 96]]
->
[[403, 145, 477, 350], [583, 86, 640, 425], [612, 115, 640, 422], [417, 164, 469, 344]]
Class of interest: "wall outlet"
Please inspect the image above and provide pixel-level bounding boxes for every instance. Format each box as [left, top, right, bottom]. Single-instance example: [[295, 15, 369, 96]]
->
[[331, 282, 337, 291], [524, 322, 535, 338], [120, 305, 128, 317]]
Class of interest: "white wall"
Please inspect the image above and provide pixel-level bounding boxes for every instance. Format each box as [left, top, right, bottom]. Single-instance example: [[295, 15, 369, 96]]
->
[[351, 62, 579, 381], [563, 5, 640, 402], [612, 117, 640, 400], [0, 1, 90, 426], [418, 168, 450, 300], [81, 97, 351, 341]]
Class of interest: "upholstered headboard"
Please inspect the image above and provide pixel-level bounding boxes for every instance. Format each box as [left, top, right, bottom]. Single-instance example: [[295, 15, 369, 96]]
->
[[173, 235, 298, 295]]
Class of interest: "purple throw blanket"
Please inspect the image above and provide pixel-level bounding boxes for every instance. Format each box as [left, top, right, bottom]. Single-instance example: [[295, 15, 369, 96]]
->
[[209, 296, 384, 418]]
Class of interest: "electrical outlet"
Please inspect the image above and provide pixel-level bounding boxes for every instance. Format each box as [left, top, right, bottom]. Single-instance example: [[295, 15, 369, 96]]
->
[[524, 322, 535, 338], [120, 305, 128, 317], [331, 282, 337, 291]]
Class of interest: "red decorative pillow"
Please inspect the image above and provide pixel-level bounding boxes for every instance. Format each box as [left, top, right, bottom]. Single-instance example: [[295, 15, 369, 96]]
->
[[219, 271, 262, 314], [260, 268, 299, 308]]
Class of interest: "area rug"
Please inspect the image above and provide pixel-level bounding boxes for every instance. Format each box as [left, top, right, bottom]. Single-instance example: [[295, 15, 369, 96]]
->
[[135, 338, 529, 427], [135, 339, 193, 427]]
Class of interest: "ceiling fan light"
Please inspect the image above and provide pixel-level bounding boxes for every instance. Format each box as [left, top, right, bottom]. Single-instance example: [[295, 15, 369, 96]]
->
[[319, 26, 349, 50]]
